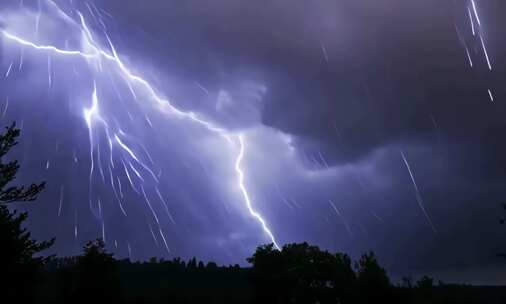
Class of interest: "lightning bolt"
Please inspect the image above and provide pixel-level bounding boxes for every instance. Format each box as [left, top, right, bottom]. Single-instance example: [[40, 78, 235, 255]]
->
[[400, 150, 437, 235], [235, 135, 280, 250], [1, 1, 280, 251], [470, 0, 481, 26]]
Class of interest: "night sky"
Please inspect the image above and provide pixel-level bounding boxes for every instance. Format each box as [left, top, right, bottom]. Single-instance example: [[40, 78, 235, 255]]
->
[[1, 0, 506, 284]]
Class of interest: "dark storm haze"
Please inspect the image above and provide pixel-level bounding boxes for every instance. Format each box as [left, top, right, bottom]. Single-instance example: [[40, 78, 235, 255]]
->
[[1, 0, 505, 285]]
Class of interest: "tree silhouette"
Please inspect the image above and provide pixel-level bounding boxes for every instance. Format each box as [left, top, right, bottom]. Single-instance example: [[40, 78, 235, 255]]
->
[[0, 123, 53, 302], [247, 243, 284, 303], [0, 123, 45, 203], [36, 241, 491, 303], [248, 242, 360, 304], [355, 252, 391, 303], [73, 239, 121, 303]]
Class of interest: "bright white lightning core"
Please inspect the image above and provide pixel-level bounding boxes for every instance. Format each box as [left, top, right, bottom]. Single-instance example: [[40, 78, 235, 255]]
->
[[235, 135, 280, 250], [1, 1, 280, 252]]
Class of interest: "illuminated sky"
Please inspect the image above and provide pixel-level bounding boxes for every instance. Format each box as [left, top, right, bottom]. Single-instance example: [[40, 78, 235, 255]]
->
[[1, 0, 506, 284]]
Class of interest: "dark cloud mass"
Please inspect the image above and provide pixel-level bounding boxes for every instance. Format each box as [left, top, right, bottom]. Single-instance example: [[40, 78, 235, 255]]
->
[[1, 0, 506, 284]]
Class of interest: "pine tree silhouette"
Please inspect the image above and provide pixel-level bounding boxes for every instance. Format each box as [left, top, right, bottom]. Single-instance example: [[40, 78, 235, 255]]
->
[[0, 123, 53, 302]]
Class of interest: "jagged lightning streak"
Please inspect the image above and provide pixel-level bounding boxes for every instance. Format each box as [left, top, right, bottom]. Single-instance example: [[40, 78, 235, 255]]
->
[[479, 35, 492, 71], [2, 13, 231, 139], [466, 1, 492, 71], [328, 200, 353, 238], [1, 2, 280, 250], [470, 0, 481, 27], [488, 89, 494, 102], [400, 151, 437, 234], [5, 62, 13, 78], [235, 135, 280, 250], [83, 82, 102, 211], [465, 47, 473, 68], [467, 7, 475, 36], [2, 31, 95, 58]]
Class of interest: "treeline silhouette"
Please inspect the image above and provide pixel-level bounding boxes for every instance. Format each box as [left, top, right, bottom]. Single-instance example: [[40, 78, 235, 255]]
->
[[34, 242, 503, 304], [1, 124, 505, 304]]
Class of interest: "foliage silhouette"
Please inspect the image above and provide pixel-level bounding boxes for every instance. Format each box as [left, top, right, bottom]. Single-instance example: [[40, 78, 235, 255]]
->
[[72, 239, 122, 303], [247, 243, 393, 303], [355, 251, 391, 303], [0, 123, 46, 203], [35, 242, 505, 304], [0, 123, 53, 303]]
